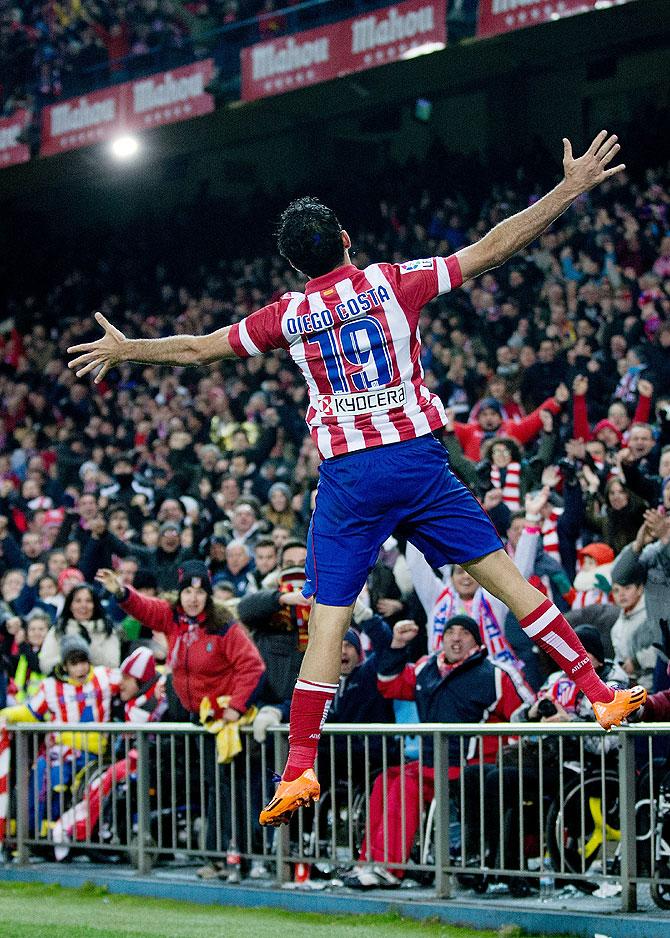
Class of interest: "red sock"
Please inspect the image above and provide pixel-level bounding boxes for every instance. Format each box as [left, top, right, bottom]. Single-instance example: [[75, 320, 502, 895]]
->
[[283, 678, 338, 782], [520, 599, 615, 705]]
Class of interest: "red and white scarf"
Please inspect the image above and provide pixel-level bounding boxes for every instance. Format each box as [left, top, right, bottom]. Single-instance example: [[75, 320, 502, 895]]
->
[[541, 509, 563, 558], [490, 462, 522, 510], [431, 587, 523, 672]]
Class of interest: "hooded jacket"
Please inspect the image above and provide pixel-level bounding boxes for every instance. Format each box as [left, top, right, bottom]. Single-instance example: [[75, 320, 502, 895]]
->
[[118, 587, 265, 714]]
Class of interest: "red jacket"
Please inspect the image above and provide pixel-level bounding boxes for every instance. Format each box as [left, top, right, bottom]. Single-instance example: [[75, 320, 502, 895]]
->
[[120, 588, 265, 715], [642, 689, 670, 722], [572, 391, 651, 442], [453, 396, 561, 461]]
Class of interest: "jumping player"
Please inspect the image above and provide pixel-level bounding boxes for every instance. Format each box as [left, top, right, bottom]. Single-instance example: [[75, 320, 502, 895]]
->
[[68, 131, 646, 826]]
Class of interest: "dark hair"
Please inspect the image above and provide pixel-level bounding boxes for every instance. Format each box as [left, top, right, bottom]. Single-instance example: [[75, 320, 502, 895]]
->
[[255, 538, 276, 552], [276, 197, 345, 277], [58, 584, 112, 636], [280, 539, 307, 561]]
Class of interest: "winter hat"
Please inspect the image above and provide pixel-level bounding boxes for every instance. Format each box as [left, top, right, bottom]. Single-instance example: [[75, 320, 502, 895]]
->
[[133, 570, 158, 592], [57, 567, 85, 593], [268, 482, 292, 501], [159, 521, 181, 535], [343, 627, 363, 659], [178, 560, 212, 595], [577, 543, 615, 566], [575, 625, 605, 665], [41, 508, 65, 529], [478, 397, 503, 416], [593, 419, 624, 444], [60, 633, 91, 663], [121, 647, 156, 685], [612, 561, 647, 587], [444, 614, 481, 645]]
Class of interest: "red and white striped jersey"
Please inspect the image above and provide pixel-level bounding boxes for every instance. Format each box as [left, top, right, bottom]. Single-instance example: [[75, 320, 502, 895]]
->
[[228, 256, 463, 459], [28, 667, 121, 724]]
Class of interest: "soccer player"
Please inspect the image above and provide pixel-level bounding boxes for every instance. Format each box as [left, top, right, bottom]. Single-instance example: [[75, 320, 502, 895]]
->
[[68, 131, 645, 826]]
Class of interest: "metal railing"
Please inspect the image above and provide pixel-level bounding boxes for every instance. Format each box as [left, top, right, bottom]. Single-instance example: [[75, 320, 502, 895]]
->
[[3, 721, 670, 912]]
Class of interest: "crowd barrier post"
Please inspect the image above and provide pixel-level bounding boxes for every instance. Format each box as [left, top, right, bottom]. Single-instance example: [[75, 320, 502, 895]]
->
[[134, 731, 152, 875], [618, 730, 637, 912], [14, 728, 29, 865], [273, 730, 290, 884], [432, 729, 451, 898]]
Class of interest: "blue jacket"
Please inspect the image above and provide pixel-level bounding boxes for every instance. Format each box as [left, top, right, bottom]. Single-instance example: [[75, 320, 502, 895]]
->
[[377, 642, 525, 767]]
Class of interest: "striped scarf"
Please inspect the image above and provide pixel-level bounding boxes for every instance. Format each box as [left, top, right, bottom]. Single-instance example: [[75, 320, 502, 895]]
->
[[570, 588, 609, 610], [431, 587, 523, 672], [490, 462, 522, 510], [541, 509, 563, 558]]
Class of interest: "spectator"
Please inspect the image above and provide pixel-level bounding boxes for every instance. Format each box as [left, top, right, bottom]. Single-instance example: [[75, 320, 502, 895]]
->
[[610, 566, 657, 690], [238, 540, 309, 707], [261, 482, 297, 532], [96, 560, 265, 880], [0, 634, 121, 833], [343, 614, 526, 888], [39, 583, 120, 675], [220, 540, 256, 597], [452, 385, 567, 462]]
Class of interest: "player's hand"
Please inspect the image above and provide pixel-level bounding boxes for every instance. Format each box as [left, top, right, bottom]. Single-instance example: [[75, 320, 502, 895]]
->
[[67, 312, 127, 384], [391, 619, 419, 648], [562, 131, 625, 197]]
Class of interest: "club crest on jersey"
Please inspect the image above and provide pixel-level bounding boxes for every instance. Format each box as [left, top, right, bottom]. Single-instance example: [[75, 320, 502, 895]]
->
[[399, 258, 433, 273]]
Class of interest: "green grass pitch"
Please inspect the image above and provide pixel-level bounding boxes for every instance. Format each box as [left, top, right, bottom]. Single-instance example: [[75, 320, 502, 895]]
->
[[0, 881, 550, 938]]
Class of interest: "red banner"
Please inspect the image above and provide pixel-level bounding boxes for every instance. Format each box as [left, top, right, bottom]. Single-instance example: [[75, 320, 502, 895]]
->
[[125, 59, 215, 131], [40, 60, 214, 157], [40, 85, 122, 157], [0, 110, 31, 169], [477, 0, 635, 39], [241, 0, 446, 102]]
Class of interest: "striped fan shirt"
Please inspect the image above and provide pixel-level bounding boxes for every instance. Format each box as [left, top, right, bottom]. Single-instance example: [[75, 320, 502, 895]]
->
[[228, 256, 463, 459], [28, 667, 121, 724]]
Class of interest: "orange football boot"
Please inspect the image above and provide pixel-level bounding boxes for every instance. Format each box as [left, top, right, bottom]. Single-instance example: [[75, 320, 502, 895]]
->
[[593, 685, 647, 730], [259, 769, 320, 827]]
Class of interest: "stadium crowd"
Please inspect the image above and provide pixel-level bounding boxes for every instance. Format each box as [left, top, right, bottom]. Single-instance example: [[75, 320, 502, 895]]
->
[[1, 139, 670, 886], [0, 0, 313, 113]]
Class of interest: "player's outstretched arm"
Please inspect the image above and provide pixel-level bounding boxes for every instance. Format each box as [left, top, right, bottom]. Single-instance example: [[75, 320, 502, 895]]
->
[[67, 312, 236, 383], [455, 131, 624, 282]]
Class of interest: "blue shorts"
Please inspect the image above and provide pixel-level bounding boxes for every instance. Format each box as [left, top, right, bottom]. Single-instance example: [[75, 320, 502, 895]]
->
[[304, 434, 503, 606]]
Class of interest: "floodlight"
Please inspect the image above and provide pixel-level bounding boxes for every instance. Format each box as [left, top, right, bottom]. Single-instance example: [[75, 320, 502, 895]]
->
[[110, 135, 140, 160]]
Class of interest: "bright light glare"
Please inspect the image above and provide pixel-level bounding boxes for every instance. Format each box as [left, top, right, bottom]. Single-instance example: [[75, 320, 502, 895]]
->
[[110, 135, 140, 159], [401, 42, 445, 60]]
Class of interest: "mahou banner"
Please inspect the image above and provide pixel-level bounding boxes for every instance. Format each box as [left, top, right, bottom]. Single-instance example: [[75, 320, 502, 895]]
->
[[40, 60, 214, 157], [125, 58, 215, 131], [477, 0, 635, 39], [0, 110, 32, 169], [241, 0, 447, 102]]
